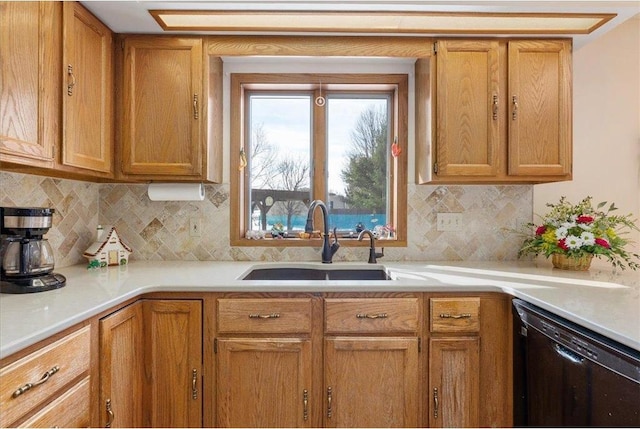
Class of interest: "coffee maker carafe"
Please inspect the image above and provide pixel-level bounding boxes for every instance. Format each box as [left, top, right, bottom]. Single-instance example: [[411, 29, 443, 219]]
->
[[1, 207, 66, 293]]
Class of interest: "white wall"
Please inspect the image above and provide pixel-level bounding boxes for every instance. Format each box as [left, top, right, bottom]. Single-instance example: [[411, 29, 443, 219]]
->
[[534, 13, 640, 262]]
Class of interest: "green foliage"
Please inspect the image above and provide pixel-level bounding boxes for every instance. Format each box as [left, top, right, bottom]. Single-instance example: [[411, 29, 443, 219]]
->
[[517, 196, 640, 270], [341, 106, 388, 212]]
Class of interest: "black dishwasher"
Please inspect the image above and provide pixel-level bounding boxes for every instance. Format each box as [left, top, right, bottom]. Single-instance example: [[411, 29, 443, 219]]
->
[[513, 299, 640, 427]]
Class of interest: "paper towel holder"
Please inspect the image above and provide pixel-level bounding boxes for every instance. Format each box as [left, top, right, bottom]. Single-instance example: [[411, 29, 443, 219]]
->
[[147, 183, 205, 201]]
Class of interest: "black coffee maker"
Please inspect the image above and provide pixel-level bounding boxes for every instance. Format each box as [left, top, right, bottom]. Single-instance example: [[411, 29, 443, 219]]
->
[[0, 207, 66, 293]]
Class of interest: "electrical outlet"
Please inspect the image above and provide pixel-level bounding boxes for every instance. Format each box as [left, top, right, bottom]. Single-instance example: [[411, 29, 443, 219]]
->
[[189, 217, 202, 237], [437, 213, 463, 232]]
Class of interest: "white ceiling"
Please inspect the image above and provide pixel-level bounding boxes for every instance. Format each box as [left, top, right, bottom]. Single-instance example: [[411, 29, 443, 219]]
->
[[81, 1, 640, 50]]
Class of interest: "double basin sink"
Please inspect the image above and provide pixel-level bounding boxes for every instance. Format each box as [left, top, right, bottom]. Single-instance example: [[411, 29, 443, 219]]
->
[[242, 265, 392, 281]]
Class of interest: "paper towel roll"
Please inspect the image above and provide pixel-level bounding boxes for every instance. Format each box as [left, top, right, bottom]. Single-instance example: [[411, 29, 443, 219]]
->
[[147, 183, 205, 201]]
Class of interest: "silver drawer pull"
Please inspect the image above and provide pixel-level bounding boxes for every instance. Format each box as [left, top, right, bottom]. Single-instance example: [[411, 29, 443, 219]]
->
[[12, 366, 60, 398], [356, 313, 388, 319], [249, 313, 280, 319], [439, 313, 471, 319]]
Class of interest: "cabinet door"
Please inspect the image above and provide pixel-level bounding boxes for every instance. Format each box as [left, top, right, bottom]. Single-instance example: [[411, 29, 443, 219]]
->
[[99, 302, 144, 428], [121, 37, 203, 178], [216, 338, 313, 428], [429, 337, 480, 428], [435, 40, 501, 177], [142, 300, 202, 428], [324, 337, 420, 428], [508, 40, 572, 176], [0, 2, 60, 166], [62, 2, 113, 174]]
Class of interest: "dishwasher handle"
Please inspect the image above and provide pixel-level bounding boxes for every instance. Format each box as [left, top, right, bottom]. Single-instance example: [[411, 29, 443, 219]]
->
[[553, 343, 585, 364]]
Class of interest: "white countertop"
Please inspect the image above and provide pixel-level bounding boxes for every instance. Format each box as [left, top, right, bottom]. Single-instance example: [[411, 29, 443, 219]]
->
[[1, 260, 639, 359]]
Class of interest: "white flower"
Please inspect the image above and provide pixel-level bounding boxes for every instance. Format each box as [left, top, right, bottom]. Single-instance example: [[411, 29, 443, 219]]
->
[[578, 222, 592, 230], [555, 226, 569, 240], [580, 231, 595, 246], [565, 235, 584, 249]]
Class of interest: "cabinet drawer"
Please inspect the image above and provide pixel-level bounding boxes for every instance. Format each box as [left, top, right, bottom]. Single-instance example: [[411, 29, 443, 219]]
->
[[430, 297, 480, 333], [217, 298, 312, 334], [325, 298, 419, 334], [0, 326, 91, 427], [19, 377, 90, 428]]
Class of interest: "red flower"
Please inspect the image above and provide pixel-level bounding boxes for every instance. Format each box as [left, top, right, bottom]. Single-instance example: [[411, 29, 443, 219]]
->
[[577, 215, 594, 224], [535, 225, 547, 236], [558, 238, 569, 251], [595, 238, 611, 249]]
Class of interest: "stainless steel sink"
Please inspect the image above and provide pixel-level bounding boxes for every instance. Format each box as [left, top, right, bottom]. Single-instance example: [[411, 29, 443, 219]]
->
[[241, 265, 392, 281]]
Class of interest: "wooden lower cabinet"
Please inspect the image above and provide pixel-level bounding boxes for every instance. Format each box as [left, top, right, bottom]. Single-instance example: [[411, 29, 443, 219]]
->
[[428, 338, 480, 427], [0, 325, 91, 428], [6, 292, 509, 428], [426, 294, 512, 428], [324, 337, 420, 428], [216, 338, 313, 427], [99, 301, 144, 428], [99, 298, 202, 428], [142, 299, 202, 428]]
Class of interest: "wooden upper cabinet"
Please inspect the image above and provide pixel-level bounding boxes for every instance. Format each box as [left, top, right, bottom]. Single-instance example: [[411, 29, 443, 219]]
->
[[120, 36, 204, 179], [508, 40, 572, 176], [62, 2, 113, 175], [0, 2, 61, 167], [429, 38, 572, 183], [435, 40, 502, 177]]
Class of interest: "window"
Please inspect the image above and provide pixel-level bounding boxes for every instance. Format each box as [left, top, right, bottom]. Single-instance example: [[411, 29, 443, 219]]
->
[[230, 73, 407, 246]]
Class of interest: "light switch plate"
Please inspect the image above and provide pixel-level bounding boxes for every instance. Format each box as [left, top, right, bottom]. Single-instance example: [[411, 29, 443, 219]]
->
[[437, 213, 463, 232]]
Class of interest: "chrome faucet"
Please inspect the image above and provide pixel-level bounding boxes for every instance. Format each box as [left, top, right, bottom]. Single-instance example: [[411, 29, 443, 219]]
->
[[305, 200, 340, 263], [358, 229, 384, 264]]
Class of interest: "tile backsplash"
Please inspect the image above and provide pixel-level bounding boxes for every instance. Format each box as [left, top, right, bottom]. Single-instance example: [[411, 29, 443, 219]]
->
[[1, 172, 532, 266], [0, 172, 99, 268]]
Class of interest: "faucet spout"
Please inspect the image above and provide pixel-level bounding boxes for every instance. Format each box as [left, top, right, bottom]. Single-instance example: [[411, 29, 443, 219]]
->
[[358, 229, 384, 264], [306, 200, 339, 263]]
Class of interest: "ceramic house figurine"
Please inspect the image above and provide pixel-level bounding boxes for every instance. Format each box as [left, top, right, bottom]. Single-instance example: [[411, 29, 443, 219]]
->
[[84, 225, 132, 268]]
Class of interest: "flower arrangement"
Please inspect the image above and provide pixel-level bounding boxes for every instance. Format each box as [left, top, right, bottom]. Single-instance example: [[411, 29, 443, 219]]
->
[[517, 196, 640, 270]]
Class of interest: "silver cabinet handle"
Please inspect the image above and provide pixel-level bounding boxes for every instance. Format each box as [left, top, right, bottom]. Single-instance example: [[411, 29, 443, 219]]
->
[[192, 369, 198, 399], [248, 313, 280, 319], [433, 387, 439, 419], [492, 94, 498, 120], [193, 94, 199, 119], [326, 387, 333, 418], [356, 313, 388, 319], [303, 389, 309, 421], [67, 65, 76, 96], [512, 95, 518, 120], [12, 366, 59, 398], [439, 313, 471, 319]]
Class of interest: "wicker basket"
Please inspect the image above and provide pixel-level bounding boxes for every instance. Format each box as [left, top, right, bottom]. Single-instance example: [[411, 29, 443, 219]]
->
[[552, 254, 593, 271]]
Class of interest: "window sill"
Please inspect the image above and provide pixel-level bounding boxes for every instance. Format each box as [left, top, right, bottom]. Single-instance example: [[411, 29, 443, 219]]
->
[[231, 237, 407, 247]]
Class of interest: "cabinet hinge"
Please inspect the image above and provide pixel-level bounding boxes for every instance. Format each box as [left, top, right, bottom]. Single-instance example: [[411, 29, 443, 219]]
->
[[214, 338, 218, 354], [433, 42, 438, 55], [433, 162, 439, 174]]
